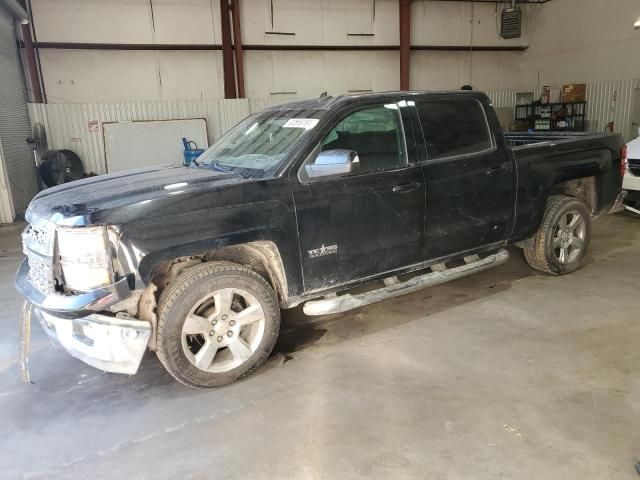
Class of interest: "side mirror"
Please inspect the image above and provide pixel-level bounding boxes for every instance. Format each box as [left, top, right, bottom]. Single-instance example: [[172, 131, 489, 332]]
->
[[305, 149, 360, 179]]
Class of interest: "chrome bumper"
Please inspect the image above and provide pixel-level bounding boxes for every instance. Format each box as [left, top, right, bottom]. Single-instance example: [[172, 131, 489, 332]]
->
[[15, 259, 133, 319], [36, 309, 151, 375]]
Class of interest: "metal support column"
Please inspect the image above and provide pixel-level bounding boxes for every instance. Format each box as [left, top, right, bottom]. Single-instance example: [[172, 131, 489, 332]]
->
[[399, 0, 411, 90], [219, 0, 236, 99], [230, 0, 245, 98]]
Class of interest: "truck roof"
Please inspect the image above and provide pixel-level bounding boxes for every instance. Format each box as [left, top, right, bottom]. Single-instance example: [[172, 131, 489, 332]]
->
[[266, 90, 487, 111]]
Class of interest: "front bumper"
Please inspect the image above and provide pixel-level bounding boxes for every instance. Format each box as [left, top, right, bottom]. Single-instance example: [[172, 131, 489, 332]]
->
[[36, 309, 151, 375], [16, 258, 149, 375], [15, 259, 132, 319]]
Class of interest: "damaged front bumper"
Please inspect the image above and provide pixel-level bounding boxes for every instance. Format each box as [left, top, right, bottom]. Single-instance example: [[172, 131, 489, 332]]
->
[[36, 309, 151, 375], [16, 259, 151, 375], [15, 259, 133, 319]]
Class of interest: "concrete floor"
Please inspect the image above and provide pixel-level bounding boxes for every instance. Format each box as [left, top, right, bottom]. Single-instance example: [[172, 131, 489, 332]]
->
[[0, 213, 639, 479]]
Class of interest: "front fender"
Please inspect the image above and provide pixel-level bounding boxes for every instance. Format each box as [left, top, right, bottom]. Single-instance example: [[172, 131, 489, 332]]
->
[[116, 197, 303, 299]]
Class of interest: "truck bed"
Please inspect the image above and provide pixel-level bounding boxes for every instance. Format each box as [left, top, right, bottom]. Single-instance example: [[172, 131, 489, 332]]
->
[[504, 131, 613, 148]]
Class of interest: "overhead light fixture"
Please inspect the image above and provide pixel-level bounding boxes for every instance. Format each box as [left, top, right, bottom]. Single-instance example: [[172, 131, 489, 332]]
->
[[635, 18, 640, 29]]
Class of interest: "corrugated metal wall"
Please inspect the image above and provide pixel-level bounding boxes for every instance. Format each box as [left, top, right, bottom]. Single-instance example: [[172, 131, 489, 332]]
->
[[0, 9, 38, 219], [487, 82, 640, 140], [28, 96, 297, 175], [485, 90, 518, 109], [29, 100, 251, 175], [27, 83, 639, 178], [585, 79, 640, 139]]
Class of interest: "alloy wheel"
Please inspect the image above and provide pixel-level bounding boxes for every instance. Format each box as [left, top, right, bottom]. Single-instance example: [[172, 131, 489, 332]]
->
[[552, 210, 586, 265], [181, 288, 266, 373]]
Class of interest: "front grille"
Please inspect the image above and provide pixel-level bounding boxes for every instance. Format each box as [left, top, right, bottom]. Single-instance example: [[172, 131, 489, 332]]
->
[[629, 158, 640, 176], [22, 217, 56, 294]]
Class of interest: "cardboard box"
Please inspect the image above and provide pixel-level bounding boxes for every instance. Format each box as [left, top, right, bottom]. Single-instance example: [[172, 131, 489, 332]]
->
[[562, 83, 586, 103]]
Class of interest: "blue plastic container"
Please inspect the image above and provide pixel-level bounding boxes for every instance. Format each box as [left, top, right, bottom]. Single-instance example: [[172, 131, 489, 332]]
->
[[182, 137, 205, 166]]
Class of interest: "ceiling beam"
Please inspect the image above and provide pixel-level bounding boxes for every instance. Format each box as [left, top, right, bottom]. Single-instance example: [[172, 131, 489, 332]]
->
[[30, 42, 528, 52]]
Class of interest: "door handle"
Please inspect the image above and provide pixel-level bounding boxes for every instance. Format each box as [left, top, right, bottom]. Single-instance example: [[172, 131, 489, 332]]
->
[[392, 182, 421, 194], [486, 164, 507, 175]]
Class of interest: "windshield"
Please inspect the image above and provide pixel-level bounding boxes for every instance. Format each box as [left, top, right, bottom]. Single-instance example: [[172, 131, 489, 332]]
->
[[197, 109, 324, 178]]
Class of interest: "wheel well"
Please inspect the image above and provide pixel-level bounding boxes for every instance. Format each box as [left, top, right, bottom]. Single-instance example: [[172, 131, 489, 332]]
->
[[550, 176, 597, 215], [137, 242, 287, 351], [206, 242, 288, 302]]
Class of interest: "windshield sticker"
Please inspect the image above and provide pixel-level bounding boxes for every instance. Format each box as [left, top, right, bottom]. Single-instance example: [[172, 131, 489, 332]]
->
[[283, 118, 319, 130]]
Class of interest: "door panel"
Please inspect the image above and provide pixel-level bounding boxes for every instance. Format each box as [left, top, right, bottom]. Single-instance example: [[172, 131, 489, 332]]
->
[[422, 153, 513, 259], [414, 97, 514, 259], [292, 102, 426, 293], [292, 167, 426, 291]]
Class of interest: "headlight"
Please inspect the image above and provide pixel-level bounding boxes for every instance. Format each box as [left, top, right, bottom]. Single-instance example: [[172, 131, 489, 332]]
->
[[57, 226, 112, 292]]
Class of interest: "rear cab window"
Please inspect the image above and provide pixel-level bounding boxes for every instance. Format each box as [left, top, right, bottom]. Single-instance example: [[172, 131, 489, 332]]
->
[[415, 98, 494, 161]]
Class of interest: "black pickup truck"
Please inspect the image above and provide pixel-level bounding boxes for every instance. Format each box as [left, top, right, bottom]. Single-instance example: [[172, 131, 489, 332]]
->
[[16, 91, 625, 388]]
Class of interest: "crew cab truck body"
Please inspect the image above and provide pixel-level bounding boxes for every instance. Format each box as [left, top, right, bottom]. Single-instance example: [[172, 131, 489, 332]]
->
[[15, 91, 625, 387]]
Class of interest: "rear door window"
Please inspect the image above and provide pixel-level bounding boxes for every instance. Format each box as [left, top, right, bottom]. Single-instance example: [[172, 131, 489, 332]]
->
[[415, 99, 493, 160]]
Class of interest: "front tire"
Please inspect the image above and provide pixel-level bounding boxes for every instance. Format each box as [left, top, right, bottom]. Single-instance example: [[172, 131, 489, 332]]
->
[[156, 262, 280, 388], [523, 195, 591, 275]]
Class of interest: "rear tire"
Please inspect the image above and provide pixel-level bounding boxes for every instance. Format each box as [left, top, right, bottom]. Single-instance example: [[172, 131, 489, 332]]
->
[[523, 195, 591, 275], [156, 262, 280, 388]]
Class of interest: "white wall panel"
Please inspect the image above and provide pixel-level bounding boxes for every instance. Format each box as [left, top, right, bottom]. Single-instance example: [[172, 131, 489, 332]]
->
[[520, 0, 640, 87], [243, 50, 397, 98], [241, 0, 396, 46], [30, 0, 534, 100], [28, 99, 253, 175], [40, 50, 161, 103], [156, 51, 224, 99], [149, 0, 220, 44], [411, 1, 527, 47], [104, 119, 208, 172], [40, 49, 224, 103], [32, 0, 155, 43], [585, 79, 640, 140], [32, 0, 222, 44]]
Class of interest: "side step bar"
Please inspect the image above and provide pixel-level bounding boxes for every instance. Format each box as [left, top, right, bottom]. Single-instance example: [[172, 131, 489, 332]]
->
[[625, 204, 640, 215], [303, 249, 510, 316]]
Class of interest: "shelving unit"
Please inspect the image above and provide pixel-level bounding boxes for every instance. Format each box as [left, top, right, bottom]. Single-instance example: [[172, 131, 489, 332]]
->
[[514, 101, 587, 132]]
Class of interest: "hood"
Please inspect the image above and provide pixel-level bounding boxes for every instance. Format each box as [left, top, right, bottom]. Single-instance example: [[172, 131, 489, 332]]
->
[[27, 165, 246, 226]]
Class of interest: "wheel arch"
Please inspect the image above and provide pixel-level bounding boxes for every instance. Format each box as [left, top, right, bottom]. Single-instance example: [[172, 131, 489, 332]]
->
[[136, 241, 288, 351], [550, 175, 598, 215]]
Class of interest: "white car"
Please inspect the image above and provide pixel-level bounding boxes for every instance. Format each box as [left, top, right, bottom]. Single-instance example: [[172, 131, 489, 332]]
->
[[623, 128, 640, 214]]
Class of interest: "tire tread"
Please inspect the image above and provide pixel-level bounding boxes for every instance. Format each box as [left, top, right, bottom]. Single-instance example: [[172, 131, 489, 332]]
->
[[523, 195, 590, 275], [156, 261, 279, 388]]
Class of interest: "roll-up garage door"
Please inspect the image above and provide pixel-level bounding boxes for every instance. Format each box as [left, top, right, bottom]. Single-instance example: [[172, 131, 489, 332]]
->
[[0, 7, 37, 222]]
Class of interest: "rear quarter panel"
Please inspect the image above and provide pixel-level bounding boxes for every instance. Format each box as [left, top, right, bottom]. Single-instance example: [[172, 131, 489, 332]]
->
[[510, 134, 624, 241]]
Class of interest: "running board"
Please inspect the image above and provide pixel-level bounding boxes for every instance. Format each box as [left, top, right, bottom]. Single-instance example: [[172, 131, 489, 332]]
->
[[625, 204, 640, 215], [302, 249, 510, 316]]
